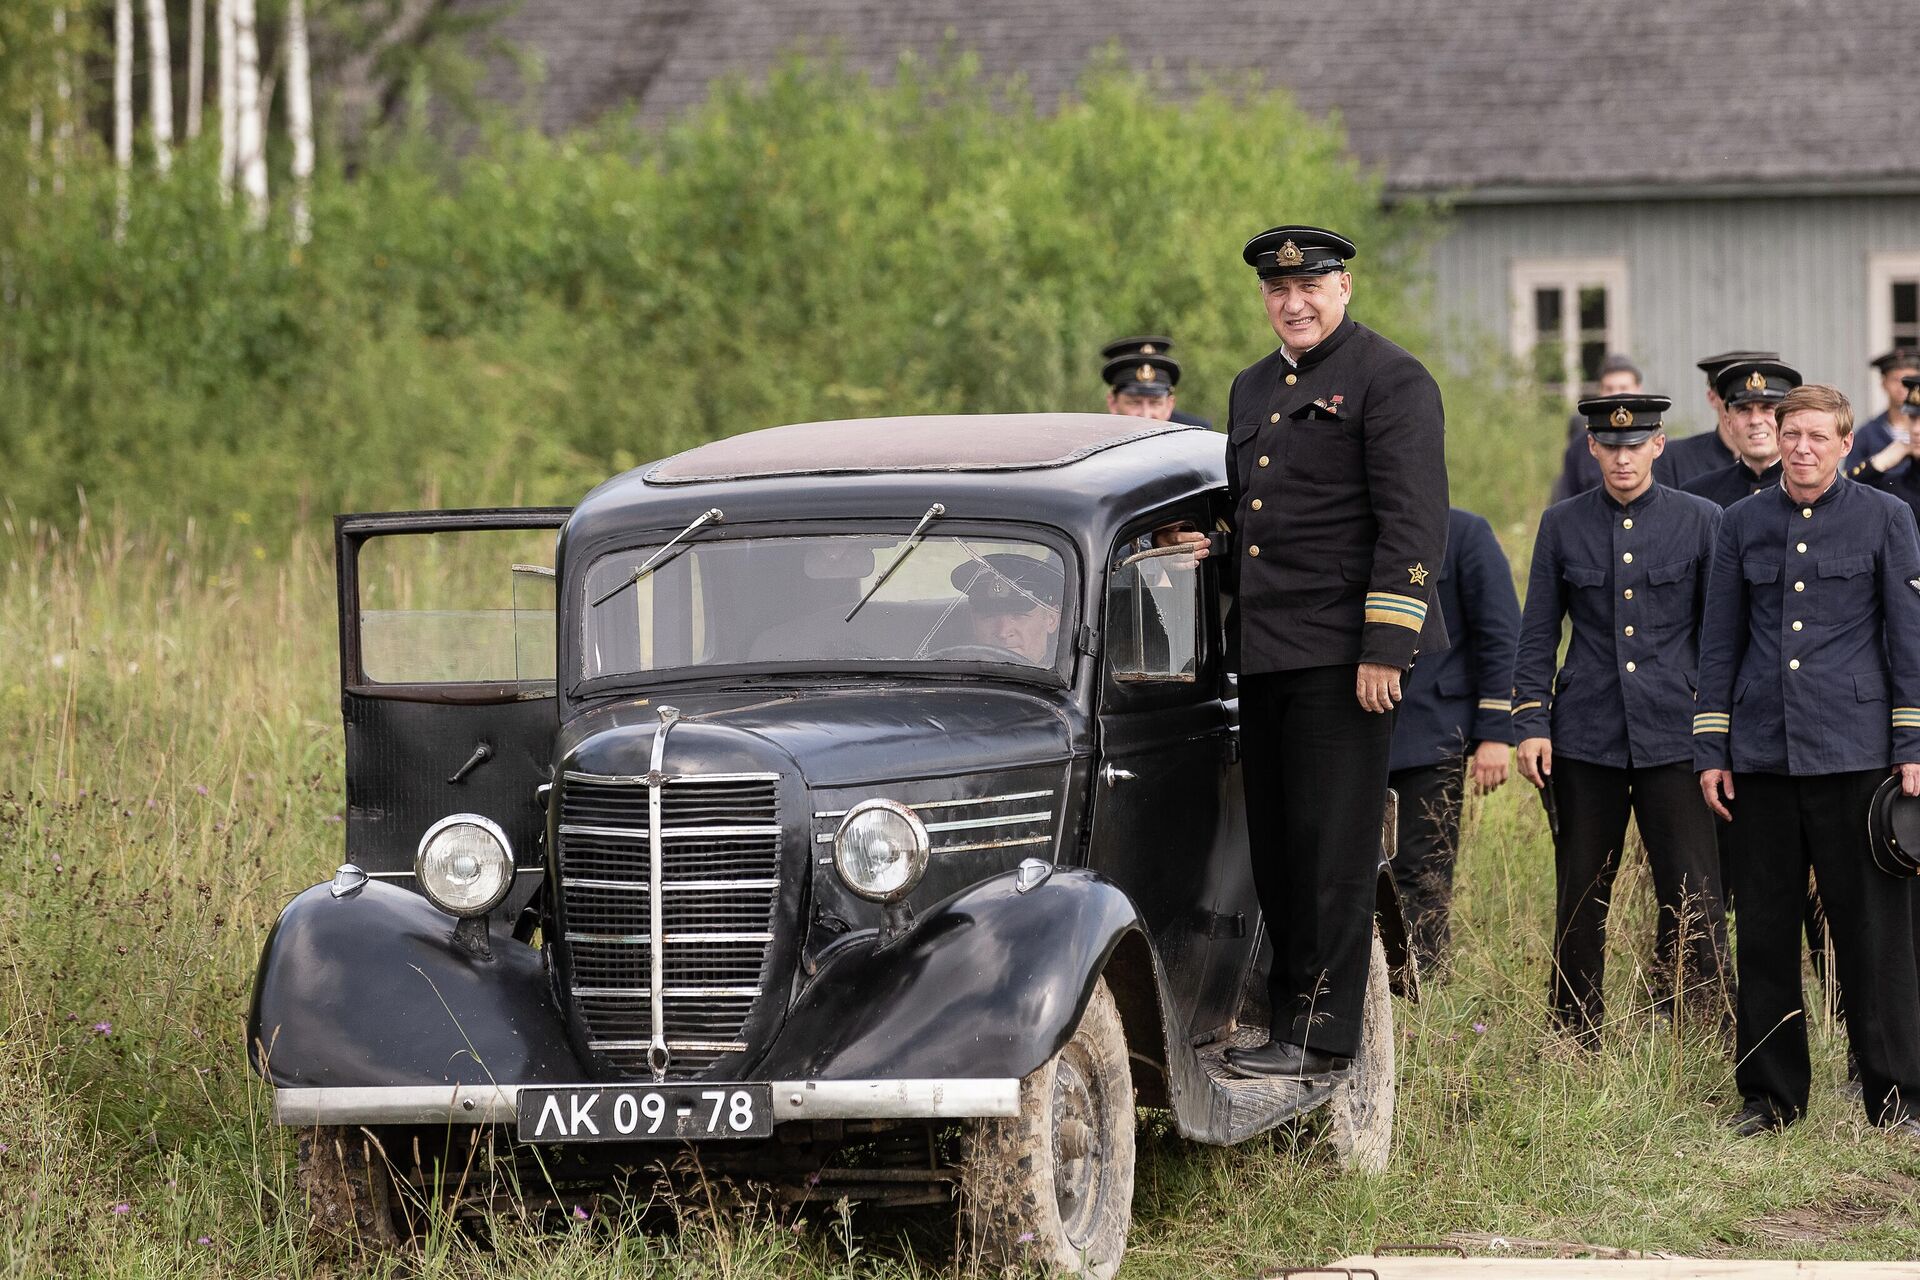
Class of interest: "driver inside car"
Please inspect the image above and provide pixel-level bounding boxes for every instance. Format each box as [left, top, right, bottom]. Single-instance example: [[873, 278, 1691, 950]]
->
[[952, 554, 1063, 665]]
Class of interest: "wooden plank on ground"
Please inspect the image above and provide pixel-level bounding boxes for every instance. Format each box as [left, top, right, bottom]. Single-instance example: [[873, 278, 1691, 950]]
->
[[1323, 1260, 1920, 1278]]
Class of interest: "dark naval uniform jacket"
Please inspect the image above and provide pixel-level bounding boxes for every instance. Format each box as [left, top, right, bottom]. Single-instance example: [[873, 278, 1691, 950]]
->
[[1693, 476, 1920, 775], [1847, 411, 1911, 481], [1512, 484, 1721, 768], [1170, 408, 1213, 429], [1682, 458, 1783, 509], [1655, 429, 1735, 490], [1217, 316, 1449, 673], [1389, 508, 1521, 772]]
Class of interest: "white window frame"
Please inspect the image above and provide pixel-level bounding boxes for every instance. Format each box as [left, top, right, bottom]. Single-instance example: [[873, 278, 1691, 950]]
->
[[1508, 257, 1630, 402], [1866, 251, 1920, 360]]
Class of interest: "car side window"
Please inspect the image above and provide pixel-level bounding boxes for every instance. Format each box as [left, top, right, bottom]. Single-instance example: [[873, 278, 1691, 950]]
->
[[1106, 537, 1200, 683]]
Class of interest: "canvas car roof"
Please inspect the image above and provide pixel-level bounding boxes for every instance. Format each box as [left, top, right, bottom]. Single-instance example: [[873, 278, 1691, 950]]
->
[[643, 414, 1198, 485]]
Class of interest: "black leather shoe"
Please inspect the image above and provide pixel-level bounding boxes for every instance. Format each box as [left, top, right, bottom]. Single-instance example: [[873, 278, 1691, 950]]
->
[[1221, 1039, 1351, 1081], [1728, 1104, 1787, 1137]]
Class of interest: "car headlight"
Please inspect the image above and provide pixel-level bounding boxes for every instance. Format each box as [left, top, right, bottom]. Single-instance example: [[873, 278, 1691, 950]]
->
[[833, 799, 930, 903], [415, 814, 514, 917]]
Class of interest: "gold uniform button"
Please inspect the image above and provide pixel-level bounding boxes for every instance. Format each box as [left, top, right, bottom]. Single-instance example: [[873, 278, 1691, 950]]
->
[[1794, 581, 1805, 592], [1624, 625, 1635, 637], [1625, 662, 1637, 673], [1792, 620, 1804, 631], [1623, 518, 1634, 530], [1796, 542, 1807, 553], [1285, 374, 1298, 386], [1789, 659, 1801, 670], [1622, 552, 1633, 564], [1802, 508, 1813, 518], [1249, 545, 1260, 557], [1270, 412, 1282, 423], [1623, 588, 1634, 600], [1251, 499, 1263, 511], [1258, 455, 1270, 468]]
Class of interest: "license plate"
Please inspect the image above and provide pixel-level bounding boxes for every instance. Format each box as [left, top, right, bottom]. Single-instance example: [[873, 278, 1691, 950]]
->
[[516, 1083, 773, 1143]]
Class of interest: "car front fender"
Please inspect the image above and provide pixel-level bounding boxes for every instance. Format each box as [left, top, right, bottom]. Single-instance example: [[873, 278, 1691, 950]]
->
[[755, 866, 1147, 1083], [247, 879, 587, 1089]]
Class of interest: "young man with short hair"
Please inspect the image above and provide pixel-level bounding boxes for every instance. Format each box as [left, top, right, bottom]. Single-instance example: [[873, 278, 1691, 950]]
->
[[1695, 383, 1920, 1136], [1682, 360, 1800, 509]]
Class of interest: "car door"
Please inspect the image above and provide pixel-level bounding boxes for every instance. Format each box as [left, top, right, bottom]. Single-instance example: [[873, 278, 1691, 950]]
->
[[1084, 504, 1256, 1044], [337, 508, 570, 916]]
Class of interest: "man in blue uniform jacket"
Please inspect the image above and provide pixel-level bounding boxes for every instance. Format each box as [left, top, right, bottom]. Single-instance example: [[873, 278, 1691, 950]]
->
[[1682, 360, 1799, 509], [1844, 373, 1920, 520], [1551, 354, 1643, 503], [1657, 350, 1779, 490], [1164, 224, 1447, 1081], [1513, 393, 1730, 1044], [1695, 383, 1920, 1137], [1100, 335, 1211, 428], [1388, 507, 1520, 974], [1843, 347, 1920, 484]]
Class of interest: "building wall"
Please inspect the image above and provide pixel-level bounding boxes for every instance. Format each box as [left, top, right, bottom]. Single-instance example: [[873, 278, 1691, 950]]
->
[[1428, 194, 1920, 433]]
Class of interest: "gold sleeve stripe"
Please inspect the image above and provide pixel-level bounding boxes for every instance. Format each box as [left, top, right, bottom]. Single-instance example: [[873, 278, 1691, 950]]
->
[[1476, 698, 1511, 712], [1894, 708, 1920, 727], [1364, 607, 1424, 631], [1511, 700, 1543, 714], [1693, 712, 1731, 735], [1363, 593, 1427, 631]]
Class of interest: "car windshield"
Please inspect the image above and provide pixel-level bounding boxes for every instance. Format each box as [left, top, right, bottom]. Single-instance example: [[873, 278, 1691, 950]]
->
[[580, 532, 1072, 681]]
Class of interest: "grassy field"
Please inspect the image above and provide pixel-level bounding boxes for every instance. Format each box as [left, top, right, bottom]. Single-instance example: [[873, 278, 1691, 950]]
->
[[4, 505, 1917, 1280]]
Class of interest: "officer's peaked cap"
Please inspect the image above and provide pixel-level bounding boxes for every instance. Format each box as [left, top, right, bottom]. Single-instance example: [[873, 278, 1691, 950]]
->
[[951, 554, 1065, 616], [1242, 226, 1355, 279], [1714, 360, 1801, 408], [1102, 352, 1179, 396], [1578, 393, 1671, 446]]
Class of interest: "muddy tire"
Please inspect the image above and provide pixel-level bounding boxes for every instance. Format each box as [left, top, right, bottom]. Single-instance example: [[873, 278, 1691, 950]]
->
[[295, 1125, 402, 1251], [1321, 929, 1395, 1173], [959, 977, 1134, 1278]]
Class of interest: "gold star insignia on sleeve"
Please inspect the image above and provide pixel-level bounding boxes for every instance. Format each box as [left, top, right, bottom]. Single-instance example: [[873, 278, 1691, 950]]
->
[[1408, 563, 1429, 586]]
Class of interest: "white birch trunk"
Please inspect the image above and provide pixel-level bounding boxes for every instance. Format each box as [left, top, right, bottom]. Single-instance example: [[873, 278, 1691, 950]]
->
[[144, 0, 174, 173], [286, 0, 314, 243], [218, 0, 236, 197], [53, 5, 70, 193], [233, 0, 268, 224], [28, 104, 42, 196], [114, 0, 133, 237], [186, 0, 205, 140]]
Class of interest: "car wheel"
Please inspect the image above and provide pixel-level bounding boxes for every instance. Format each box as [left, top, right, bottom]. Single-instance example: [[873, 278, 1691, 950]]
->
[[295, 1125, 402, 1251], [1320, 928, 1395, 1173], [959, 976, 1134, 1279]]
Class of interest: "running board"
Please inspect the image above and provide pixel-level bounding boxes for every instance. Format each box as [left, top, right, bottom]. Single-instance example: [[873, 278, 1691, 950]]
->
[[1193, 1025, 1338, 1144]]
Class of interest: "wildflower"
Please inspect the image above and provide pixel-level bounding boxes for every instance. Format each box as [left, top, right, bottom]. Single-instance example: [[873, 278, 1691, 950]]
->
[[0, 1142, 10, 1154], [323, 813, 343, 823], [92, 1021, 111, 1035], [1017, 1232, 1036, 1244], [112, 1203, 131, 1215], [193, 785, 208, 797], [1472, 1021, 1487, 1035], [572, 1205, 589, 1221], [197, 1236, 212, 1246]]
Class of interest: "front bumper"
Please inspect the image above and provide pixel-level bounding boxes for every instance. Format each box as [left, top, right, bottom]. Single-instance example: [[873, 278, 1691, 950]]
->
[[273, 1077, 1021, 1127]]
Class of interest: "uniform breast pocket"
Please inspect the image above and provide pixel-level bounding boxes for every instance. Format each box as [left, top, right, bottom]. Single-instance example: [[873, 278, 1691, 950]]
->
[[1743, 559, 1780, 586], [1646, 556, 1699, 625], [1854, 669, 1891, 705], [1561, 562, 1607, 591], [1228, 422, 1263, 488], [1817, 553, 1875, 622], [1283, 417, 1361, 483]]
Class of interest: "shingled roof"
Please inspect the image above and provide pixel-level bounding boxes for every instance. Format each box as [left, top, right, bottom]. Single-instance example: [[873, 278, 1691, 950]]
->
[[483, 0, 1920, 198]]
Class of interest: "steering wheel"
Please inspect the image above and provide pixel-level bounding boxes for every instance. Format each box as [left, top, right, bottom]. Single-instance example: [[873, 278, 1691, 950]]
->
[[924, 643, 1032, 664]]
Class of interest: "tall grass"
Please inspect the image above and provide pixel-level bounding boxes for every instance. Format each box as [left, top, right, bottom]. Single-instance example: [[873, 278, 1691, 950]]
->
[[3, 508, 1916, 1278]]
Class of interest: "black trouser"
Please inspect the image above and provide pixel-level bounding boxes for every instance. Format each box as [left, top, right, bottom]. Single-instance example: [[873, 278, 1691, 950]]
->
[[1549, 757, 1729, 1041], [1241, 665, 1393, 1060], [1388, 758, 1464, 974], [1727, 771, 1920, 1126]]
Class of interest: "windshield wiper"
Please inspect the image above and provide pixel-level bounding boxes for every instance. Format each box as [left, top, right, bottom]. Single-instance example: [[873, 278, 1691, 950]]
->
[[590, 507, 724, 607], [844, 503, 944, 623]]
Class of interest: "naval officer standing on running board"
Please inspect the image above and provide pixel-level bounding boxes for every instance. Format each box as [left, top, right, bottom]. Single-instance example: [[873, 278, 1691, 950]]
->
[[1164, 225, 1447, 1080]]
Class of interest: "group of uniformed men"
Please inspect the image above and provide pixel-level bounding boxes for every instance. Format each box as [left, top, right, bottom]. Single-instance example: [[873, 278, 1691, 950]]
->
[[1138, 226, 1920, 1137]]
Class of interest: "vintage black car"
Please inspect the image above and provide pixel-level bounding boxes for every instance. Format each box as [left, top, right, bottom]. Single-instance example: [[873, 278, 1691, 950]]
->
[[249, 414, 1412, 1276]]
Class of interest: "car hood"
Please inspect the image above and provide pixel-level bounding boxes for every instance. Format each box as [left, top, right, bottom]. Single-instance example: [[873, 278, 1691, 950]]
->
[[559, 684, 1082, 787]]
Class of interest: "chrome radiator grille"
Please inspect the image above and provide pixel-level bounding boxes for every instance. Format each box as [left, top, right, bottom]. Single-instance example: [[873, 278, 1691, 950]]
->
[[558, 769, 781, 1077]]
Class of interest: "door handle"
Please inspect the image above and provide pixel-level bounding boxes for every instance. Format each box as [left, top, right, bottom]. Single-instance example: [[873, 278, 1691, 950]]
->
[[1101, 763, 1136, 788], [447, 742, 494, 784]]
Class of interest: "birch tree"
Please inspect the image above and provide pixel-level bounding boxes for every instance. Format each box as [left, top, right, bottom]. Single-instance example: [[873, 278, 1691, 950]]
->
[[218, 0, 236, 195], [186, 0, 205, 140], [114, 0, 133, 235], [53, 4, 69, 193], [286, 0, 314, 242], [232, 0, 268, 222], [144, 0, 174, 173]]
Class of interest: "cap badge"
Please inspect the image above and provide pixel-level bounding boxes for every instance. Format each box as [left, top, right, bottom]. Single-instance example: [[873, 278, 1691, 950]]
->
[[1746, 370, 1768, 392], [1908, 386, 1920, 406], [1276, 239, 1304, 267], [989, 580, 1011, 598], [1609, 406, 1635, 428], [1140, 344, 1157, 355], [1137, 364, 1156, 382], [1408, 563, 1430, 587]]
